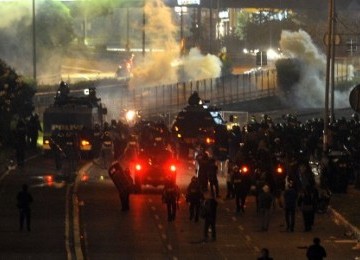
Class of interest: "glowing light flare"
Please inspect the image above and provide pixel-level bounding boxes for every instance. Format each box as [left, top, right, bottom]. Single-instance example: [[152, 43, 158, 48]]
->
[[43, 175, 54, 185], [169, 164, 177, 172], [81, 174, 89, 182], [205, 137, 215, 144], [276, 166, 284, 175], [267, 48, 281, 60], [81, 139, 90, 146], [135, 163, 142, 171], [125, 110, 136, 122], [241, 166, 249, 174]]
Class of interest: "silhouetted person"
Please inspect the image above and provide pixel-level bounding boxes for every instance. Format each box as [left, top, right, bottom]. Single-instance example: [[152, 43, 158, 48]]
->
[[162, 178, 180, 222], [186, 176, 203, 222], [202, 191, 218, 242], [16, 184, 33, 232], [14, 119, 27, 167], [257, 248, 273, 260], [188, 91, 201, 106], [27, 113, 42, 149], [306, 237, 327, 260], [108, 161, 134, 211]]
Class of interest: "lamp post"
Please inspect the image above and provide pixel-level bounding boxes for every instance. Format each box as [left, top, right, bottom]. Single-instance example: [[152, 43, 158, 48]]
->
[[323, 0, 335, 153], [32, 0, 37, 82]]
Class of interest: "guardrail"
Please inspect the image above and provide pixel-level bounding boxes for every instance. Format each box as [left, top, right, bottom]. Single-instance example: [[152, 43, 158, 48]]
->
[[34, 69, 279, 120]]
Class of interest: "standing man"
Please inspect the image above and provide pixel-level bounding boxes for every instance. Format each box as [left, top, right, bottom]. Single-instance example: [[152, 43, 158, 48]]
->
[[14, 119, 27, 167], [27, 113, 42, 149], [16, 184, 33, 232], [232, 165, 252, 213], [162, 178, 180, 222], [207, 158, 219, 197], [258, 184, 273, 231], [202, 191, 218, 242], [108, 161, 134, 211], [298, 185, 318, 232], [196, 146, 209, 192], [283, 180, 298, 232], [186, 176, 203, 222]]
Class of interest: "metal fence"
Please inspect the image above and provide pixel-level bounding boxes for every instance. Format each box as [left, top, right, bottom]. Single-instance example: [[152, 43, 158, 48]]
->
[[34, 69, 279, 120]]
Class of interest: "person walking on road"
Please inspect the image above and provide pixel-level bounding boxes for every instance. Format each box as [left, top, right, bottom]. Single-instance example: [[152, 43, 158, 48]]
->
[[283, 180, 298, 232], [162, 178, 180, 222], [201, 191, 218, 242], [258, 184, 273, 231], [207, 158, 220, 197], [186, 176, 203, 222], [306, 237, 327, 259], [16, 184, 33, 232], [298, 185, 318, 232]]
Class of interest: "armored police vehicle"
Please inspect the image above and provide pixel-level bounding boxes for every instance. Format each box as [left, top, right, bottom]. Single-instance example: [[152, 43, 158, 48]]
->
[[42, 84, 107, 156], [171, 92, 228, 159]]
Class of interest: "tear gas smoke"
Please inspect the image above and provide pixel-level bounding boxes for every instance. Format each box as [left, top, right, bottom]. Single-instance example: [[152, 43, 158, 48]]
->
[[279, 29, 353, 108], [129, 0, 222, 88]]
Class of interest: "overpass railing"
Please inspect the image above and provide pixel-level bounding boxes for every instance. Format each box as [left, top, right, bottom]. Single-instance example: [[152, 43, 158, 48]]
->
[[34, 69, 279, 120]]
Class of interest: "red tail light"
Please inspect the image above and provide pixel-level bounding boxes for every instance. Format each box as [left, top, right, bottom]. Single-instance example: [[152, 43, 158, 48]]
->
[[241, 165, 249, 174], [170, 164, 176, 172], [276, 166, 284, 175], [135, 163, 142, 171]]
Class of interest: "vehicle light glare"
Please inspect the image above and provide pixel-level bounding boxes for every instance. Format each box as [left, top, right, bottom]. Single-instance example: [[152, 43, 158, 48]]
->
[[135, 164, 142, 171], [241, 166, 249, 173], [170, 165, 176, 172], [81, 140, 90, 146]]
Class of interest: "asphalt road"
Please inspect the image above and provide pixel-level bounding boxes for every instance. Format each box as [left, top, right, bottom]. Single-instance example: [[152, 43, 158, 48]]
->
[[1, 153, 359, 259]]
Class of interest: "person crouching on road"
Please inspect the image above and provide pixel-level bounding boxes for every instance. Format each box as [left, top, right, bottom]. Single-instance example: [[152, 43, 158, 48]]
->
[[108, 162, 134, 211], [162, 177, 180, 222], [186, 176, 204, 222]]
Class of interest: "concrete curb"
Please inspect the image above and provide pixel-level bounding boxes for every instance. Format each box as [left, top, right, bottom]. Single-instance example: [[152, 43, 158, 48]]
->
[[328, 206, 360, 249]]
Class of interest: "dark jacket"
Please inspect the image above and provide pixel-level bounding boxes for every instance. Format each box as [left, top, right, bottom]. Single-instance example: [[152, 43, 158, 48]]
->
[[202, 197, 218, 221], [284, 186, 298, 209]]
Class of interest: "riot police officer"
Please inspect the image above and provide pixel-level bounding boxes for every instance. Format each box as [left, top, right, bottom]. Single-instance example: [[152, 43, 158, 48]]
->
[[162, 177, 180, 222], [108, 161, 134, 211], [55, 81, 70, 105], [186, 177, 203, 222], [232, 164, 252, 213]]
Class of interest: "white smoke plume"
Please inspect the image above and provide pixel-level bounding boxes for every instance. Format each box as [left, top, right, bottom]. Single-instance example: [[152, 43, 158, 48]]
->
[[279, 29, 353, 108], [129, 0, 222, 88]]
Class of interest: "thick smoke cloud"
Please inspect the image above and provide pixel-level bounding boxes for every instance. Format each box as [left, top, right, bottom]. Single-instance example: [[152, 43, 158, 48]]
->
[[279, 29, 353, 108], [129, 0, 222, 88]]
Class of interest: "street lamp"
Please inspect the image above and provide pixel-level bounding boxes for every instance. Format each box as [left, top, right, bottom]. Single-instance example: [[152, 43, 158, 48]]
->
[[32, 0, 37, 82]]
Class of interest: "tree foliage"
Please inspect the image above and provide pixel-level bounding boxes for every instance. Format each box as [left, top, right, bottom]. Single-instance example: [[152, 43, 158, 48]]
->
[[0, 59, 36, 146], [36, 0, 74, 49], [241, 10, 300, 50]]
